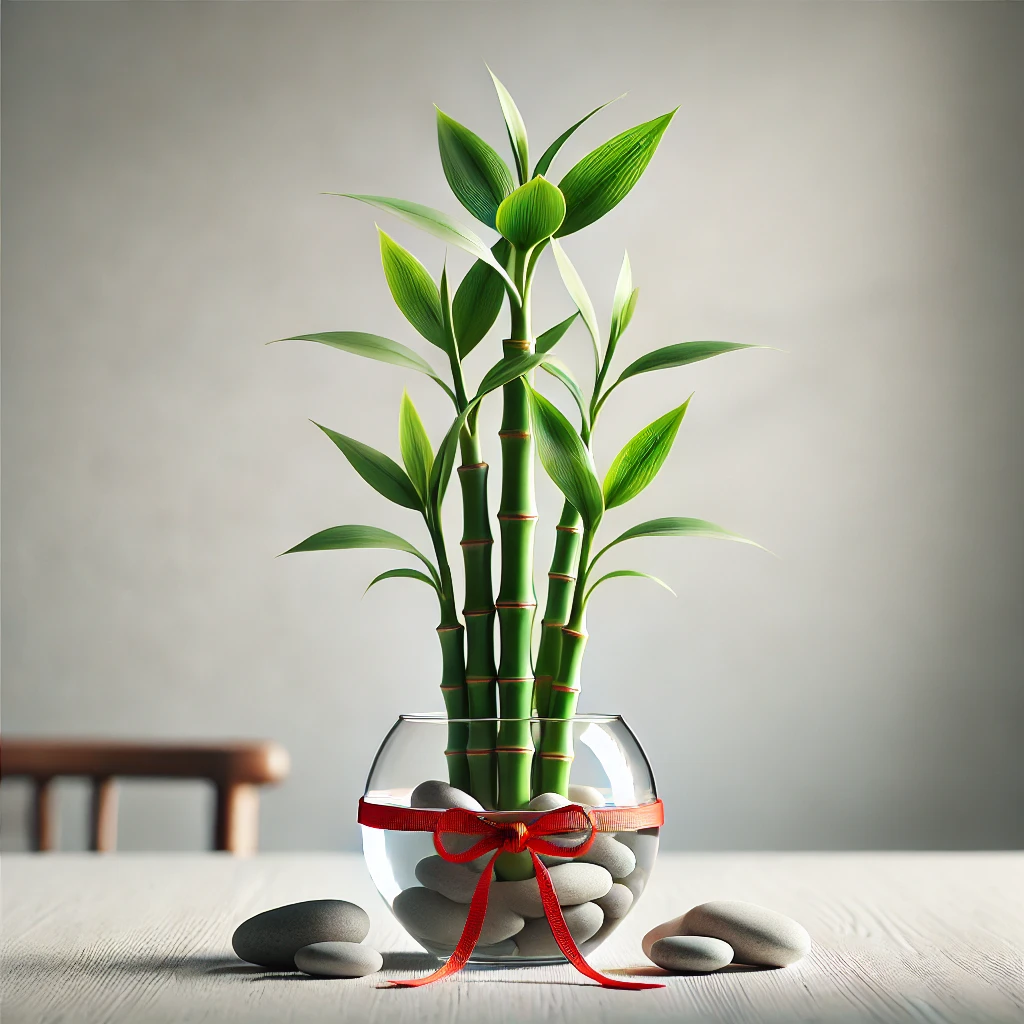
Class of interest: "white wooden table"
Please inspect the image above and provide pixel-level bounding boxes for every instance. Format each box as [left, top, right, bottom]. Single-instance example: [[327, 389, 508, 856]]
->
[[2, 853, 1022, 1023]]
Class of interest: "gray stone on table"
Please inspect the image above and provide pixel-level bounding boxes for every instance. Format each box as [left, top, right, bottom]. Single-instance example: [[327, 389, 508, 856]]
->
[[231, 900, 370, 970], [492, 862, 613, 918], [683, 900, 811, 967], [293, 941, 383, 978], [642, 913, 685, 958], [649, 935, 734, 973], [594, 882, 633, 920], [392, 886, 524, 946], [514, 901, 605, 957], [410, 780, 484, 811]]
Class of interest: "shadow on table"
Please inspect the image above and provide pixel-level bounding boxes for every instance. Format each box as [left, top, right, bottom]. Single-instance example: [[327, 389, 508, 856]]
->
[[604, 964, 781, 978]]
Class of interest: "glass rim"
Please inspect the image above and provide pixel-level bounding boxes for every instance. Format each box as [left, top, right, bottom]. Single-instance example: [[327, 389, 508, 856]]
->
[[398, 712, 622, 724]]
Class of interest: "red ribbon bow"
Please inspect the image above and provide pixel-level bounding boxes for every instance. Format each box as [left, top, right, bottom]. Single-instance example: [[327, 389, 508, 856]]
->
[[358, 797, 665, 990]]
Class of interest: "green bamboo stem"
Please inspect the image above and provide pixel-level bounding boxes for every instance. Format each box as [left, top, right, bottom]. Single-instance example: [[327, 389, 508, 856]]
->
[[437, 622, 470, 793], [538, 529, 593, 795], [428, 514, 470, 792], [496, 247, 537, 819], [459, 428, 497, 809], [533, 503, 582, 719]]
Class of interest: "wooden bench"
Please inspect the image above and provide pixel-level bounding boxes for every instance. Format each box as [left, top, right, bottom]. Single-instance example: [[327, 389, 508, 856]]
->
[[0, 738, 290, 854]]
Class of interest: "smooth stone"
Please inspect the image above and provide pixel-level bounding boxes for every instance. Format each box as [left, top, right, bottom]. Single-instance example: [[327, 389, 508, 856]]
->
[[232, 900, 369, 970], [294, 941, 383, 978], [615, 865, 648, 903], [649, 935, 734, 973], [493, 863, 613, 918], [525, 793, 635, 877], [594, 883, 633, 920], [526, 792, 589, 844], [514, 902, 604, 957], [474, 939, 519, 957], [415, 856, 486, 903], [568, 784, 606, 806], [410, 780, 487, 856], [410, 780, 484, 811], [393, 887, 524, 946], [683, 900, 811, 967], [642, 914, 685, 958], [527, 792, 575, 811], [542, 834, 636, 878], [615, 829, 660, 863]]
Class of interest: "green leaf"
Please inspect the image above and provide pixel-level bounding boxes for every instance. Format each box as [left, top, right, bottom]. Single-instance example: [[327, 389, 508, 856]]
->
[[609, 251, 633, 346], [378, 230, 445, 349], [550, 238, 600, 376], [270, 332, 456, 404], [435, 107, 515, 228], [527, 385, 603, 530], [584, 569, 675, 604], [283, 524, 440, 588], [591, 517, 764, 568], [541, 357, 589, 434], [365, 567, 439, 596], [533, 93, 625, 178], [602, 398, 690, 510], [620, 288, 639, 337], [475, 351, 548, 399], [598, 341, 760, 412], [535, 312, 579, 354], [488, 66, 529, 185], [399, 391, 434, 502], [336, 194, 518, 300], [495, 176, 566, 250], [557, 109, 677, 236], [453, 239, 512, 358], [313, 422, 422, 511]]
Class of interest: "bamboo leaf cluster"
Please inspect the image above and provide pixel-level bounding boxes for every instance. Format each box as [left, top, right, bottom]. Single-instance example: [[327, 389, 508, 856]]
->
[[279, 70, 767, 835]]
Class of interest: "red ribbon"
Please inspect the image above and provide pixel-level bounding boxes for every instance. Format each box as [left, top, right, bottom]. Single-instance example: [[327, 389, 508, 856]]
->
[[358, 796, 665, 990]]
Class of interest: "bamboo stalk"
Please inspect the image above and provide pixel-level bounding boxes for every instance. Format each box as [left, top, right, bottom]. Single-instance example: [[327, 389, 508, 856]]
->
[[437, 623, 470, 792], [496, 249, 537, 818], [429, 514, 470, 792], [538, 529, 593, 795], [459, 428, 497, 809], [533, 503, 582, 720]]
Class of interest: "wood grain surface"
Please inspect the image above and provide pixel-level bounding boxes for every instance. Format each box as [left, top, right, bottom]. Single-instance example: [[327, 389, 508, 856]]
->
[[2, 852, 1021, 1023]]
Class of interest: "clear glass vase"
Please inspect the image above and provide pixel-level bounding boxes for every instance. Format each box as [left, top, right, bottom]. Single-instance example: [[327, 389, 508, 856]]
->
[[361, 713, 660, 965]]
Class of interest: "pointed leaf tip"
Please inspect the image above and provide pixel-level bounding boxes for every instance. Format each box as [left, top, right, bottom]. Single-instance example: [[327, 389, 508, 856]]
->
[[603, 399, 691, 510], [556, 110, 676, 236], [488, 67, 530, 186], [436, 107, 515, 228]]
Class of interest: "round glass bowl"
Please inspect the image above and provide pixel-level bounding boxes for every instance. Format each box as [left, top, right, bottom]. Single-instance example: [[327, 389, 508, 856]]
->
[[361, 714, 660, 965]]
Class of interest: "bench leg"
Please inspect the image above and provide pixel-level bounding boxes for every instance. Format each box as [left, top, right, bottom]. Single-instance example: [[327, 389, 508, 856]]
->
[[90, 777, 118, 852], [215, 783, 259, 855], [33, 778, 55, 851]]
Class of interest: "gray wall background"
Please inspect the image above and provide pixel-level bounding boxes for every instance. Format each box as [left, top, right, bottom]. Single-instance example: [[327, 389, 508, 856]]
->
[[2, 1, 1022, 852]]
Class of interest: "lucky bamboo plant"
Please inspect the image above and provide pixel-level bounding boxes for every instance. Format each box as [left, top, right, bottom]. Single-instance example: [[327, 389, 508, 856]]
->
[[280, 70, 762, 827]]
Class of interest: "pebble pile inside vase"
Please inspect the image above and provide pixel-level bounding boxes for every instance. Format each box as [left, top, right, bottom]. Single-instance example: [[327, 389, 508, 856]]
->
[[392, 780, 655, 959]]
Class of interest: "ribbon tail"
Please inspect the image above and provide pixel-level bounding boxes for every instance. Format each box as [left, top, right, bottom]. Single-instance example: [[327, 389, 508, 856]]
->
[[530, 852, 665, 991], [387, 849, 500, 988]]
